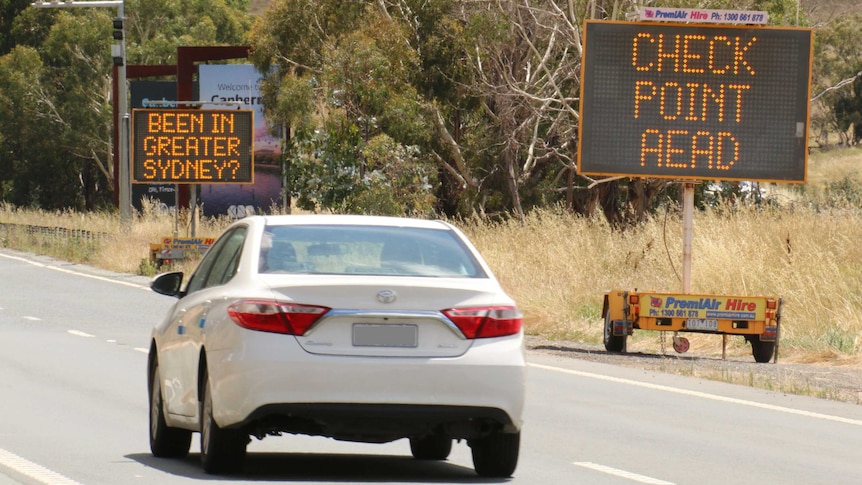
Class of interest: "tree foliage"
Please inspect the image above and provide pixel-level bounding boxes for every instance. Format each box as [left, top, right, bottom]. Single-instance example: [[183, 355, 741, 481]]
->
[[832, 77, 862, 144], [0, 0, 855, 225], [0, 0, 252, 211], [0, 11, 113, 210], [250, 0, 812, 223], [125, 0, 252, 64], [0, 45, 49, 204], [251, 0, 585, 218], [810, 13, 862, 147]]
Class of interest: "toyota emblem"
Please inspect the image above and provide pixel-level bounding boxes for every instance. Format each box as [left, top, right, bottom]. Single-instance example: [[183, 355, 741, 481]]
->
[[377, 290, 397, 304]]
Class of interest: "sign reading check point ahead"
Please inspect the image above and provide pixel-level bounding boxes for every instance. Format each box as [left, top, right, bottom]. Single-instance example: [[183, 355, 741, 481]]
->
[[132, 109, 254, 184], [577, 21, 814, 183]]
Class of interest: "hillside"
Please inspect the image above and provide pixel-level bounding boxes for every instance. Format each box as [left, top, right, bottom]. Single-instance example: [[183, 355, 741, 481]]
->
[[802, 0, 862, 24]]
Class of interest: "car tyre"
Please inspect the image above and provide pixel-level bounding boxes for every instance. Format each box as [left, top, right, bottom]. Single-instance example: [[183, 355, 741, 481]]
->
[[200, 370, 247, 474], [469, 431, 520, 478], [409, 434, 452, 460], [603, 313, 626, 353], [149, 361, 192, 458]]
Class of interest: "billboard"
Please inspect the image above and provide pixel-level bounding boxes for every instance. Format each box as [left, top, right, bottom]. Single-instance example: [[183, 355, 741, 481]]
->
[[198, 64, 283, 217], [129, 81, 181, 211], [577, 21, 813, 183]]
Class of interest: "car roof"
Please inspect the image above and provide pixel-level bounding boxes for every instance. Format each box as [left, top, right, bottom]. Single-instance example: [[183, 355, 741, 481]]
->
[[255, 214, 453, 230]]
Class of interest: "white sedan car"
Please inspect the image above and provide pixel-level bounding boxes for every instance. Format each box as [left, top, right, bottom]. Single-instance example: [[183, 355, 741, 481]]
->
[[147, 215, 525, 477]]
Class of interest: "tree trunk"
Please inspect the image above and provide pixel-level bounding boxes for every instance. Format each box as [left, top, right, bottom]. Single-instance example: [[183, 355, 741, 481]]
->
[[83, 161, 96, 211], [435, 166, 462, 217], [502, 148, 524, 222]]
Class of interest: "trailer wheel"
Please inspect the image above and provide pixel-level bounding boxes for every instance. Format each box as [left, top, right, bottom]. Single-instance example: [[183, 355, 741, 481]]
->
[[749, 335, 775, 363], [603, 313, 626, 353]]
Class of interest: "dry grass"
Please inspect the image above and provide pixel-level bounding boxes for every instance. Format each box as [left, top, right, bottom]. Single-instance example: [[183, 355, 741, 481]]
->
[[463, 147, 862, 365], [0, 202, 231, 276], [462, 201, 862, 365], [2, 148, 862, 366], [806, 147, 862, 186]]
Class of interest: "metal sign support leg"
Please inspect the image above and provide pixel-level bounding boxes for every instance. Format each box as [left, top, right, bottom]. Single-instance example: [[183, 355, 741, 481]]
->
[[683, 181, 729, 358], [682, 182, 694, 294]]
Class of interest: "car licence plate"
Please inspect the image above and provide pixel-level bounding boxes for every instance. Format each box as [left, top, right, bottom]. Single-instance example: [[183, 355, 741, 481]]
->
[[353, 323, 418, 347], [686, 319, 718, 331]]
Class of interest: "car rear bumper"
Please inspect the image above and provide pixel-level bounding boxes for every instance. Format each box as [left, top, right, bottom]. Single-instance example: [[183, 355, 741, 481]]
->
[[238, 402, 516, 442], [206, 332, 526, 439]]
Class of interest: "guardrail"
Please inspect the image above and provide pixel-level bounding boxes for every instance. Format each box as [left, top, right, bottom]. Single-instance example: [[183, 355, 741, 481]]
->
[[0, 223, 113, 245]]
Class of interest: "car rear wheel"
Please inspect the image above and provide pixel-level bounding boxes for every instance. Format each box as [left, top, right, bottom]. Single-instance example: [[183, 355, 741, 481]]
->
[[409, 434, 452, 460], [469, 431, 520, 478], [149, 361, 192, 458], [200, 369, 247, 474]]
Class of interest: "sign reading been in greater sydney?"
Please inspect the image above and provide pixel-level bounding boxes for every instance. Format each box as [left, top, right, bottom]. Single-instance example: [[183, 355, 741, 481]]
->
[[577, 21, 813, 183], [132, 109, 254, 184]]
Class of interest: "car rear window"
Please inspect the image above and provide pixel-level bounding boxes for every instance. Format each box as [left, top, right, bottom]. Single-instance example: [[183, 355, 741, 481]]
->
[[259, 224, 486, 278]]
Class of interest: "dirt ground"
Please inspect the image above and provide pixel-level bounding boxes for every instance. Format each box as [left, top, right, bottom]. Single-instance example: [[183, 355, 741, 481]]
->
[[525, 335, 862, 405]]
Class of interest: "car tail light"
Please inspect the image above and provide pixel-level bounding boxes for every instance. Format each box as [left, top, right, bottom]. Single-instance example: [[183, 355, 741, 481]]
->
[[227, 300, 329, 336], [442, 306, 523, 339]]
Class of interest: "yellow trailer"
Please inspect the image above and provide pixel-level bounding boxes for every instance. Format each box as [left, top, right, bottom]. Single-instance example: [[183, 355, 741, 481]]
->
[[602, 290, 782, 363]]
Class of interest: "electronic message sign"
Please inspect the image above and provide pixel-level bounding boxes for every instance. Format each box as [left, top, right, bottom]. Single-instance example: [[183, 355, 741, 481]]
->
[[132, 109, 254, 184], [577, 21, 813, 182]]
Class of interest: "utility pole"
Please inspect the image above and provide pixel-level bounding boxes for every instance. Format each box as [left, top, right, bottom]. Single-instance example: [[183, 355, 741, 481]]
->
[[31, 1, 131, 222]]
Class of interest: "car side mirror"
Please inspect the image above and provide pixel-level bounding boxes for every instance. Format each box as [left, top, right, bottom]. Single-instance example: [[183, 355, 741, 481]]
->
[[150, 271, 184, 298]]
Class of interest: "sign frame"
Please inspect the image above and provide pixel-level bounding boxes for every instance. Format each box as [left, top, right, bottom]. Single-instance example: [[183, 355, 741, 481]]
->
[[132, 108, 255, 185], [577, 20, 814, 183]]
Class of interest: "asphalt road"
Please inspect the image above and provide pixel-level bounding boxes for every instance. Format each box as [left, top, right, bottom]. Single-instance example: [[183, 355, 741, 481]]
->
[[2, 248, 862, 485]]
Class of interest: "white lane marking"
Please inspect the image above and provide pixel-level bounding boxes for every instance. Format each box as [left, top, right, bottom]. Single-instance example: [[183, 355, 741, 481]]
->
[[575, 462, 675, 484], [0, 448, 84, 485], [0, 252, 149, 290], [0, 255, 150, 483], [134, 348, 149, 354], [67, 330, 95, 338], [22, 316, 41, 321], [529, 362, 862, 427]]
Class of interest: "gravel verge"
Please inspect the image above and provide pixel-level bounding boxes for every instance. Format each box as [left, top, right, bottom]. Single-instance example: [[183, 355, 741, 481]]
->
[[525, 335, 862, 405]]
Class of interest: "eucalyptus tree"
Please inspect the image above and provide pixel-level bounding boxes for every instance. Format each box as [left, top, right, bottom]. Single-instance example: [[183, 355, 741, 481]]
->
[[453, 1, 583, 220], [0, 10, 113, 210], [250, 0, 554, 217], [0, 46, 52, 206], [0, 0, 253, 211], [252, 0, 813, 222], [810, 13, 862, 147], [250, 1, 438, 215], [125, 0, 252, 64], [0, 0, 32, 54], [0, 0, 832, 219]]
